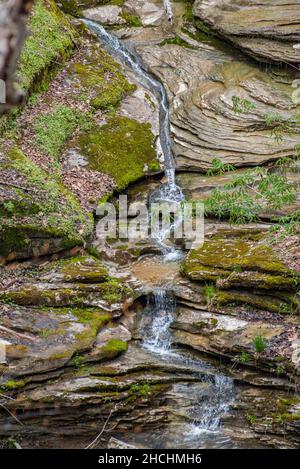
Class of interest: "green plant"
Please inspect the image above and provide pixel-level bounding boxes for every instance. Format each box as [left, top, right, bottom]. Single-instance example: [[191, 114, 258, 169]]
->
[[246, 414, 257, 425], [252, 335, 266, 354], [130, 382, 151, 396], [34, 105, 82, 160], [206, 158, 236, 176], [275, 364, 286, 375], [239, 352, 250, 364], [269, 211, 300, 238], [205, 167, 297, 224], [263, 112, 299, 143], [2, 201, 15, 216], [203, 283, 216, 306], [232, 96, 256, 114], [18, 0, 76, 90]]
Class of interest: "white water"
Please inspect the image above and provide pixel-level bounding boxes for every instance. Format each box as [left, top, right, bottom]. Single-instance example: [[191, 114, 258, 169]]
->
[[84, 19, 184, 258], [140, 290, 235, 446], [85, 20, 235, 448]]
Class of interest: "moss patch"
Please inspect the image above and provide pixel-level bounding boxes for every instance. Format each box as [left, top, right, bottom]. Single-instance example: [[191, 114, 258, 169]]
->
[[98, 338, 128, 360], [0, 379, 26, 391], [34, 105, 92, 162], [182, 238, 294, 278], [69, 48, 136, 112], [18, 0, 77, 92], [0, 147, 93, 260], [76, 116, 158, 190], [56, 256, 109, 282]]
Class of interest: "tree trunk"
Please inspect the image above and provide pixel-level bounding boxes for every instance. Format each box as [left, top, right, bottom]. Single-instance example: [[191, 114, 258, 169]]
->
[[0, 0, 34, 113]]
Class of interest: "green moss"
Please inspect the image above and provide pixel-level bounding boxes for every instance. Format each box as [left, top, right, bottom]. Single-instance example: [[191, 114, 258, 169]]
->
[[98, 278, 132, 303], [0, 148, 93, 259], [100, 339, 128, 358], [76, 116, 158, 190], [0, 380, 26, 391], [182, 238, 293, 279], [160, 36, 195, 49], [70, 49, 135, 112], [58, 256, 109, 282], [18, 0, 77, 92], [120, 12, 142, 27], [215, 290, 292, 314], [34, 105, 91, 161], [73, 309, 111, 346], [58, 0, 82, 16], [130, 382, 151, 396], [0, 277, 132, 307]]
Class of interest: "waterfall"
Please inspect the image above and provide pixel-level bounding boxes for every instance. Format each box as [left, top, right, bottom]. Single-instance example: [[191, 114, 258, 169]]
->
[[142, 289, 175, 354], [83, 20, 178, 189], [84, 19, 184, 257], [85, 19, 235, 448]]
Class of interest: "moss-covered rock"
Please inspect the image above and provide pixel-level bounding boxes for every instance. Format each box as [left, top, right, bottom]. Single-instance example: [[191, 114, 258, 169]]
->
[[75, 116, 159, 191], [69, 46, 136, 112], [182, 238, 294, 279], [181, 234, 299, 314], [0, 148, 93, 263], [0, 278, 132, 308], [18, 0, 78, 93], [45, 256, 109, 283]]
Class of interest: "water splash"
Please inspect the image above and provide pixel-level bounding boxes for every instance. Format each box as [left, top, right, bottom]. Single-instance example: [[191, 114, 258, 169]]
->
[[142, 289, 175, 354], [84, 19, 235, 448]]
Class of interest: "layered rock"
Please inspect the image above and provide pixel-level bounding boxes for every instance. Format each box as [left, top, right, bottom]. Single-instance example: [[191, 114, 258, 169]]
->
[[193, 0, 300, 64], [136, 41, 300, 172], [0, 147, 94, 265], [182, 231, 300, 313]]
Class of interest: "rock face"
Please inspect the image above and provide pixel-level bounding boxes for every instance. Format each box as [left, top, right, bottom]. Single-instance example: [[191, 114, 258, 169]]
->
[[136, 41, 300, 172], [179, 229, 300, 380], [124, 0, 165, 27], [193, 0, 300, 64], [83, 6, 126, 26], [0, 257, 134, 379]]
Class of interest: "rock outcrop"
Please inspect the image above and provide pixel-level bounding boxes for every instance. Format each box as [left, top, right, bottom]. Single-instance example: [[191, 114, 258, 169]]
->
[[136, 41, 300, 172], [193, 0, 300, 64]]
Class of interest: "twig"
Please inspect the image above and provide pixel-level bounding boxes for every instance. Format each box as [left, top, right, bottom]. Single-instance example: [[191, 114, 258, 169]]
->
[[0, 402, 24, 426], [0, 181, 29, 191], [85, 406, 115, 449], [0, 324, 36, 341]]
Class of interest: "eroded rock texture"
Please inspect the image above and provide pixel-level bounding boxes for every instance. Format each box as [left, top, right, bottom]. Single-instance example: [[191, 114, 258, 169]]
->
[[193, 0, 300, 64], [137, 42, 300, 172]]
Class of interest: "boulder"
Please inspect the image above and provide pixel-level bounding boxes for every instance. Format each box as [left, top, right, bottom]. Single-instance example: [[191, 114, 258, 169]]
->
[[193, 0, 300, 64], [83, 6, 126, 26], [124, 0, 165, 27]]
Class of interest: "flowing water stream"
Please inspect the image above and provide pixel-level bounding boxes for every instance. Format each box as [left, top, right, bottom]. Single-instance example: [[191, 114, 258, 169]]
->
[[85, 20, 236, 448]]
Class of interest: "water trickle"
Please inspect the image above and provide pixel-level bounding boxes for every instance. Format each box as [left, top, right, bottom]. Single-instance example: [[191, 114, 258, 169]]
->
[[85, 19, 235, 448], [84, 19, 184, 258], [142, 289, 175, 354], [84, 20, 178, 190]]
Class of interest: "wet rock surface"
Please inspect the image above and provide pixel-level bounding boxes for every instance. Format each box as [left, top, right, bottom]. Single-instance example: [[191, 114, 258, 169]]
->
[[1, 0, 300, 450], [136, 43, 300, 172], [193, 0, 300, 64]]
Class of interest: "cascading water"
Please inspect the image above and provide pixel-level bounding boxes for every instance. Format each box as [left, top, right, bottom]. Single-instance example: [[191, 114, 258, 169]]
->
[[140, 289, 235, 447], [85, 19, 235, 448], [84, 20, 178, 189], [142, 289, 175, 354], [84, 19, 184, 258]]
